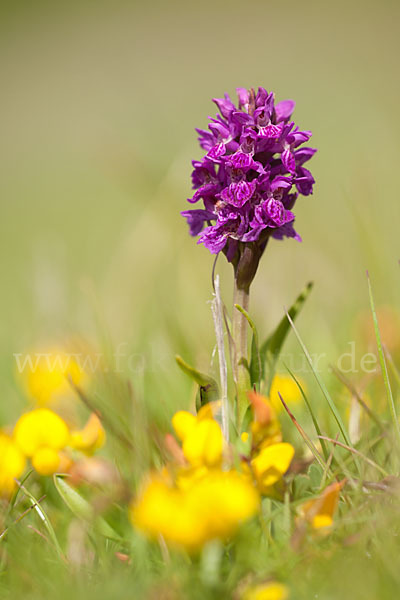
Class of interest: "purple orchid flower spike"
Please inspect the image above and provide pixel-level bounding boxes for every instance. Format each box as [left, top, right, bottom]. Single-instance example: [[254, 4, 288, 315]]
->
[[181, 87, 317, 431], [182, 86, 316, 290]]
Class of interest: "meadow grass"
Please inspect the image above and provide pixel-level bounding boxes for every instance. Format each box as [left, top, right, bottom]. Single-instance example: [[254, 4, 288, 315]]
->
[[1, 272, 400, 600], [1, 1, 400, 598]]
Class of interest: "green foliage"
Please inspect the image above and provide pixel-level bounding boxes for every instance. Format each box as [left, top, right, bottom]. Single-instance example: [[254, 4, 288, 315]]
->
[[53, 475, 122, 542], [175, 355, 220, 409]]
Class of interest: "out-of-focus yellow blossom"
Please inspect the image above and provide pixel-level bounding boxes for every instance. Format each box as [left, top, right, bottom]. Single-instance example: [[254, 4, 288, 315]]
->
[[172, 410, 197, 442], [242, 581, 289, 600], [31, 447, 72, 476], [131, 468, 259, 552], [174, 464, 209, 491], [172, 406, 223, 468], [70, 413, 106, 455], [247, 392, 282, 449], [22, 349, 84, 405], [182, 419, 223, 467], [0, 433, 26, 497], [269, 375, 305, 414], [14, 408, 70, 476], [132, 475, 204, 550], [171, 401, 222, 442], [251, 443, 295, 494], [299, 480, 345, 530]]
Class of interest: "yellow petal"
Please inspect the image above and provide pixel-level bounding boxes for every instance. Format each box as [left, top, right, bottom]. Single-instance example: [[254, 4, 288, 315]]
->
[[186, 470, 260, 540], [32, 447, 61, 476], [251, 443, 294, 490], [14, 408, 70, 456], [197, 400, 222, 421], [70, 413, 106, 454], [300, 480, 344, 529], [312, 514, 333, 529], [0, 433, 26, 497], [21, 349, 85, 405], [131, 477, 207, 551], [171, 411, 197, 442], [242, 582, 289, 600], [182, 419, 223, 467], [269, 375, 304, 413]]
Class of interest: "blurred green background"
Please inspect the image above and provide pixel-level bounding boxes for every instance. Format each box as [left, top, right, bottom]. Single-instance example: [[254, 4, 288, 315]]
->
[[1, 0, 400, 421]]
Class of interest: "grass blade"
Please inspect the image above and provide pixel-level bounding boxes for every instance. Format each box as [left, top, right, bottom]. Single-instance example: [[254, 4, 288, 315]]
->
[[383, 343, 400, 389], [260, 281, 313, 390], [284, 364, 330, 461], [285, 310, 351, 447], [367, 272, 400, 445], [330, 364, 384, 432], [318, 436, 389, 477], [278, 392, 326, 470], [15, 479, 64, 559]]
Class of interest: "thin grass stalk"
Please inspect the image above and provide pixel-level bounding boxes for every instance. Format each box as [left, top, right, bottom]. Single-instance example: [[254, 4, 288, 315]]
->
[[367, 273, 400, 446], [232, 281, 251, 430], [212, 275, 229, 441]]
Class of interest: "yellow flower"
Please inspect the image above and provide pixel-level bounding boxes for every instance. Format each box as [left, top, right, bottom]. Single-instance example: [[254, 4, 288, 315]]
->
[[70, 413, 106, 455], [172, 407, 223, 468], [299, 480, 345, 530], [171, 411, 197, 442], [14, 408, 70, 476], [0, 433, 26, 497], [188, 470, 260, 541], [132, 476, 205, 551], [251, 443, 295, 494], [131, 469, 259, 552], [21, 349, 84, 405], [242, 582, 289, 600], [269, 375, 305, 414], [182, 419, 223, 468], [174, 465, 210, 491], [31, 447, 72, 476], [247, 392, 282, 449], [171, 402, 222, 442]]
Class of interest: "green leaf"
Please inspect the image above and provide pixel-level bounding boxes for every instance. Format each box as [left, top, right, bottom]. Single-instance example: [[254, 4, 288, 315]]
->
[[53, 475, 122, 542], [175, 355, 219, 409], [234, 303, 261, 389], [292, 474, 311, 500], [260, 281, 313, 390], [308, 463, 323, 491]]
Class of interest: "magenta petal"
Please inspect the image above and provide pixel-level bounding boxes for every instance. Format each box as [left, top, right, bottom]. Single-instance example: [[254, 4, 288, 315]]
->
[[236, 87, 249, 108], [282, 149, 296, 174], [212, 94, 235, 119], [274, 100, 295, 122], [207, 142, 226, 162]]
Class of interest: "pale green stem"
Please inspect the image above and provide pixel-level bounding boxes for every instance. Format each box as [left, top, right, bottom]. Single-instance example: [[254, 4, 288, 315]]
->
[[232, 281, 251, 430]]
